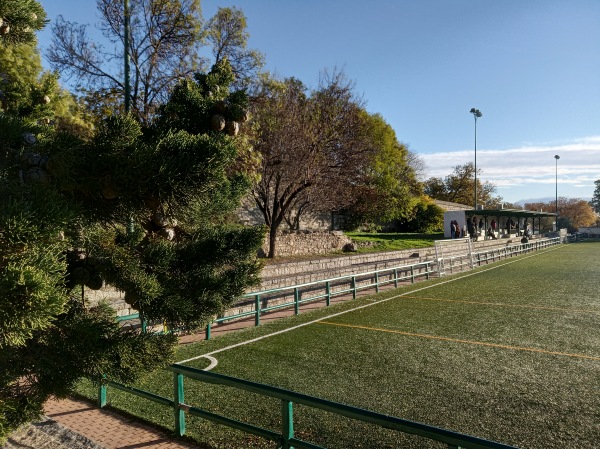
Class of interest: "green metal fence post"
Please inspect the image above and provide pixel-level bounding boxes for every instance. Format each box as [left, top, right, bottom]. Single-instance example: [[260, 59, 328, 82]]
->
[[294, 288, 300, 315], [394, 268, 399, 288], [174, 373, 186, 436], [326, 281, 331, 306], [205, 322, 211, 340], [352, 276, 357, 299], [410, 266, 415, 283], [375, 272, 380, 293], [281, 400, 294, 449], [98, 379, 107, 408], [255, 295, 261, 327]]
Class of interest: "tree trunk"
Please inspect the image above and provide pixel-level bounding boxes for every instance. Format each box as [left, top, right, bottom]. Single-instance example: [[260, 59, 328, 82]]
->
[[268, 226, 277, 258]]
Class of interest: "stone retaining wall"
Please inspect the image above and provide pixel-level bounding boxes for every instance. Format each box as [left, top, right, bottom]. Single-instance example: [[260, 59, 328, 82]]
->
[[83, 286, 135, 318], [261, 231, 352, 257]]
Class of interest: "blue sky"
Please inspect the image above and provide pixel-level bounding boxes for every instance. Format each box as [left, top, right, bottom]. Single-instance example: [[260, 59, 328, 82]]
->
[[37, 0, 600, 204]]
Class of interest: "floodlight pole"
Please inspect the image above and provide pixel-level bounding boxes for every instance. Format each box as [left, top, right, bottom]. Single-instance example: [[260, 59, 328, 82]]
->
[[554, 154, 560, 228], [124, 0, 131, 113], [124, 0, 133, 237], [470, 108, 483, 210]]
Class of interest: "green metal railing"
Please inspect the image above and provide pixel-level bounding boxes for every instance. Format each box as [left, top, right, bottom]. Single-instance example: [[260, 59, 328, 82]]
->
[[439, 237, 560, 275], [116, 237, 561, 336], [205, 260, 435, 339], [98, 364, 518, 449]]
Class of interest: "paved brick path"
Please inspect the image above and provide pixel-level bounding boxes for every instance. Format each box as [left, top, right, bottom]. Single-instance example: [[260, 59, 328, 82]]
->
[[44, 397, 207, 449]]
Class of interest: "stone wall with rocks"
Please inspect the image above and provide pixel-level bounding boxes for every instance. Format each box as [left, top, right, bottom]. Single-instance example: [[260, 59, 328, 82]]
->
[[83, 285, 135, 318], [261, 230, 352, 258]]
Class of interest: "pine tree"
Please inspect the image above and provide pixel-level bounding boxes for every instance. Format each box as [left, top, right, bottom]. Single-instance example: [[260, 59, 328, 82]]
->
[[0, 40, 93, 137], [0, 7, 263, 439], [0, 0, 47, 46]]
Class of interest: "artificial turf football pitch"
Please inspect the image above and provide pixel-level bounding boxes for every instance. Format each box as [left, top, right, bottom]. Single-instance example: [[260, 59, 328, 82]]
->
[[83, 240, 600, 449]]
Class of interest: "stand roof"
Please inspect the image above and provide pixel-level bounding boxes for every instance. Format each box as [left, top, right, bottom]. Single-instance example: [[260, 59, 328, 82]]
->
[[464, 209, 556, 219]]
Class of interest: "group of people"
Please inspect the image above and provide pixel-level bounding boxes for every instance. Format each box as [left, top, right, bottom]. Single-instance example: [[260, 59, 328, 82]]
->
[[467, 217, 484, 240], [450, 216, 533, 241], [449, 220, 462, 239], [449, 217, 486, 240]]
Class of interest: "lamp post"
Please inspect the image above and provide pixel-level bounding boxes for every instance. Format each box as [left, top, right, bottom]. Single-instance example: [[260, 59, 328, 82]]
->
[[554, 154, 560, 229], [469, 108, 482, 210], [124, 0, 131, 113]]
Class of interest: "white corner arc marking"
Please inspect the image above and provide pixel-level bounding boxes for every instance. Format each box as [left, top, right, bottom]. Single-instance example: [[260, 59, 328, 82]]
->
[[201, 355, 218, 371]]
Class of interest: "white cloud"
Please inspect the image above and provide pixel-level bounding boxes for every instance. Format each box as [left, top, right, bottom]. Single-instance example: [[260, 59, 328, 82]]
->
[[420, 136, 600, 202]]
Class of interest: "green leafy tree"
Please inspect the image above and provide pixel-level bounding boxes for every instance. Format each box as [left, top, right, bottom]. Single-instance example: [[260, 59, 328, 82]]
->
[[397, 196, 444, 233], [348, 113, 421, 227], [0, 41, 92, 136], [205, 6, 265, 91], [0, 22, 263, 440], [591, 179, 600, 214], [424, 162, 502, 208]]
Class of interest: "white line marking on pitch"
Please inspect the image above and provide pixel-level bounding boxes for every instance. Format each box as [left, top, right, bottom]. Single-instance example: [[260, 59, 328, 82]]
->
[[201, 355, 218, 371], [176, 246, 562, 366]]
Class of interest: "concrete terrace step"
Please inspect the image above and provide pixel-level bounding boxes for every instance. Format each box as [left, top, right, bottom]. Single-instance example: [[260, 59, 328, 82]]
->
[[258, 249, 432, 290], [255, 237, 537, 291]]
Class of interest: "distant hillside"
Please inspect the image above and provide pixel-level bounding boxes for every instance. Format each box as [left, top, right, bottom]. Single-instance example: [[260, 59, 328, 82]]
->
[[515, 196, 591, 206]]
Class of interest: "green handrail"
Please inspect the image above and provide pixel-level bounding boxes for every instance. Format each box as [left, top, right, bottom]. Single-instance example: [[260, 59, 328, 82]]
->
[[97, 363, 519, 449], [205, 260, 435, 337], [116, 238, 561, 335]]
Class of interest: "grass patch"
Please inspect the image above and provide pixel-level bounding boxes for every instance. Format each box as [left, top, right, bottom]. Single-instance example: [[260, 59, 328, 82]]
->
[[82, 242, 600, 449], [346, 232, 444, 253]]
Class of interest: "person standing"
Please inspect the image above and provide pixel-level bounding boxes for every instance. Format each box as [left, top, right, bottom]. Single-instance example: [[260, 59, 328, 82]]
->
[[467, 219, 475, 240]]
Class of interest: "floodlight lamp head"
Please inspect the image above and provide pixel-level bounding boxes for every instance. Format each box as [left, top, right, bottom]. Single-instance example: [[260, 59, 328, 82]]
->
[[470, 108, 482, 118], [554, 154, 560, 160]]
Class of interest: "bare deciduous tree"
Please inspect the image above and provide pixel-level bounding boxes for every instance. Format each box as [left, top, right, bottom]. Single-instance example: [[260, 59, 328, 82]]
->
[[48, 0, 203, 123], [48, 1, 264, 123], [251, 72, 372, 257]]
